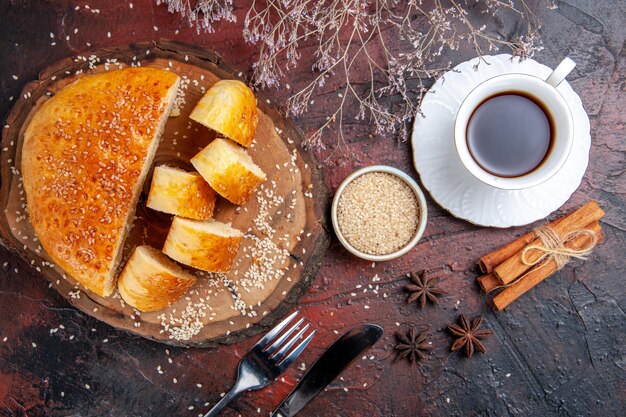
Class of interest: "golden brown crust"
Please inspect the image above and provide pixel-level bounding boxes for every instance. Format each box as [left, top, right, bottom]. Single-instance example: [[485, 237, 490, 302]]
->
[[146, 166, 216, 220], [162, 217, 243, 272], [118, 246, 196, 312], [189, 80, 258, 147], [21, 68, 180, 297], [191, 138, 266, 205]]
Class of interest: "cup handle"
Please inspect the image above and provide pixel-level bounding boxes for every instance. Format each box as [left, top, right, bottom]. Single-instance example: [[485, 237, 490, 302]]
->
[[545, 57, 576, 88]]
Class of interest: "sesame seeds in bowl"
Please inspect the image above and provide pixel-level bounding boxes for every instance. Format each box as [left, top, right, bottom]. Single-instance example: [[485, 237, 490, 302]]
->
[[331, 165, 428, 261]]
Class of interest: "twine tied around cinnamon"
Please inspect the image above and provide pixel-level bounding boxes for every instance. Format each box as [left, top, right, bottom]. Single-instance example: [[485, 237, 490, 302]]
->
[[521, 226, 598, 268], [490, 225, 598, 291]]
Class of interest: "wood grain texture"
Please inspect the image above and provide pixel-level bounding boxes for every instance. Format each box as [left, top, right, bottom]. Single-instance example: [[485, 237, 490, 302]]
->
[[0, 1, 625, 416], [0, 40, 329, 347]]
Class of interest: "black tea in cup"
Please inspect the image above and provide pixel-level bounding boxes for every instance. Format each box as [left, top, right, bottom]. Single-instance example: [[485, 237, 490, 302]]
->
[[466, 92, 554, 178]]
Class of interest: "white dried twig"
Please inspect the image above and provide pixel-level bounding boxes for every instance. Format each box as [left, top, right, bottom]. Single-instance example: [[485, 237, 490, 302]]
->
[[158, 0, 544, 149]]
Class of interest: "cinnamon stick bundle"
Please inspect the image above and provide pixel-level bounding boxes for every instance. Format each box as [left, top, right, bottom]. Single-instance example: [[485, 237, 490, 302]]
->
[[493, 201, 604, 285], [478, 220, 602, 293], [476, 200, 604, 310], [492, 221, 603, 310], [478, 216, 564, 273]]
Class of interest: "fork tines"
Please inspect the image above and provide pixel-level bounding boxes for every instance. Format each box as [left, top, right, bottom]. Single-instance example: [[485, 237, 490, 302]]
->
[[257, 311, 316, 366]]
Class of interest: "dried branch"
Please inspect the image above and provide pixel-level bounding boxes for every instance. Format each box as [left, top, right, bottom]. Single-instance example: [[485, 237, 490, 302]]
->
[[158, 0, 544, 150], [155, 0, 236, 33]]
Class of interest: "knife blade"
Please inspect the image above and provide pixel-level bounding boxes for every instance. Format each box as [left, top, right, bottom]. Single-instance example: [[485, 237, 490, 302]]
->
[[270, 324, 383, 417]]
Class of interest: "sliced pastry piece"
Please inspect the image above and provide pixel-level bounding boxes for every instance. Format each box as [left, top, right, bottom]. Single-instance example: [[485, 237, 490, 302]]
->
[[162, 217, 243, 272], [118, 245, 197, 312], [21, 67, 180, 297], [191, 138, 266, 205], [189, 79, 258, 147], [147, 165, 216, 220]]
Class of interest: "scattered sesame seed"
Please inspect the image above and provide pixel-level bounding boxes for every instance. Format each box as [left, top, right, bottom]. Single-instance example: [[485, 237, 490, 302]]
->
[[14, 66, 315, 344]]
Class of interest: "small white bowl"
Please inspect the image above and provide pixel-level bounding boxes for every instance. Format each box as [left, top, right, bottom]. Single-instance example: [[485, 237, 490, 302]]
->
[[331, 165, 428, 262]]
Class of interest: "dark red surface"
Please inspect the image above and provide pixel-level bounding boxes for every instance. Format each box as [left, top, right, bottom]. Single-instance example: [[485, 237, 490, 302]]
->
[[1, 1, 625, 416]]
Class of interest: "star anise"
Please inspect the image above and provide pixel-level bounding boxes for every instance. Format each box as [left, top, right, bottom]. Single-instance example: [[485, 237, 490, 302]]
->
[[394, 327, 432, 363], [405, 270, 448, 308], [448, 314, 493, 358]]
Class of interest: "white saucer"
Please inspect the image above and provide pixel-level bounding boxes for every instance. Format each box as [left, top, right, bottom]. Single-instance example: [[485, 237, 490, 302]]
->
[[411, 54, 590, 228]]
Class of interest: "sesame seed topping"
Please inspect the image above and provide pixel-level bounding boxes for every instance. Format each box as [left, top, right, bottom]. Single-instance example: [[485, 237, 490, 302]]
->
[[337, 172, 419, 255]]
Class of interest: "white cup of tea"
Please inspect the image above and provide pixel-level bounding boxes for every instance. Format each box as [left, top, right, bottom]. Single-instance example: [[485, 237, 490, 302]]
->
[[454, 57, 576, 190]]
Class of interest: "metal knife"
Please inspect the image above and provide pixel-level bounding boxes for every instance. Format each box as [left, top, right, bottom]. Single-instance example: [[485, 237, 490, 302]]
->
[[270, 324, 383, 417]]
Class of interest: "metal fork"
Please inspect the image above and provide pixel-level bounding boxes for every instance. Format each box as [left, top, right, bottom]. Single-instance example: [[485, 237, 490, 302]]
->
[[203, 311, 315, 417]]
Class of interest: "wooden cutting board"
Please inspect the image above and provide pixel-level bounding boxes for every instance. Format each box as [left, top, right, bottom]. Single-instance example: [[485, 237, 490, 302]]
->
[[0, 40, 328, 347]]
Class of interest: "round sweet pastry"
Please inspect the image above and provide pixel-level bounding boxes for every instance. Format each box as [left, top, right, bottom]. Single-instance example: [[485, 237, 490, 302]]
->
[[189, 79, 258, 147], [118, 245, 197, 312], [147, 165, 216, 220], [162, 217, 243, 272], [21, 67, 180, 297], [191, 138, 266, 205]]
